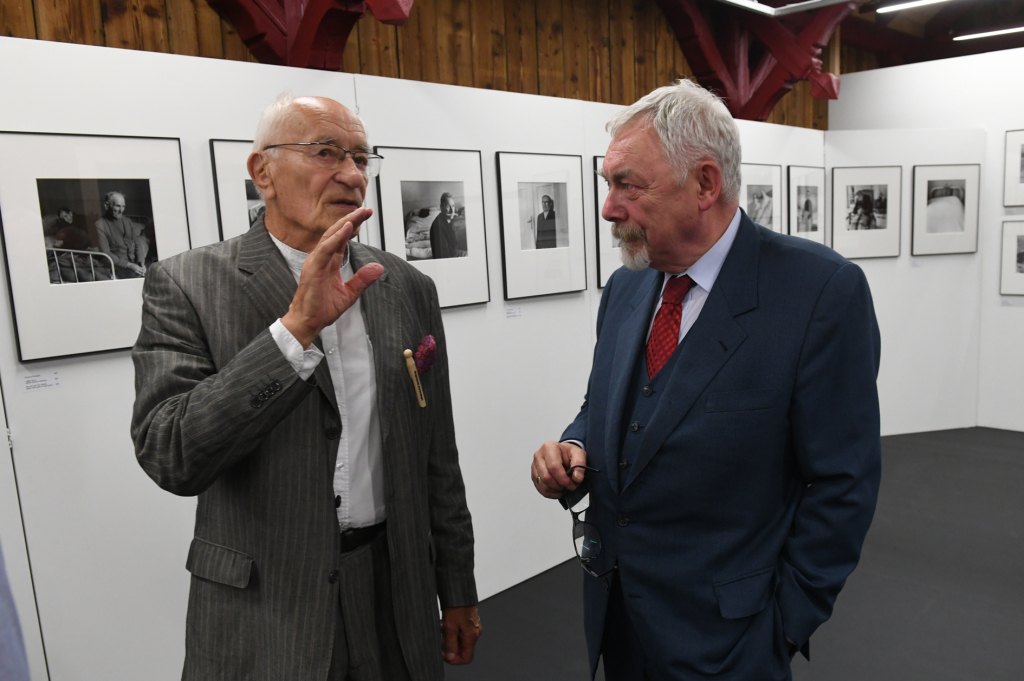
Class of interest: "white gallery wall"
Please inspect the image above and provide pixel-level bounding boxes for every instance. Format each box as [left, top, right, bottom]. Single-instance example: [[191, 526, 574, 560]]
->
[[0, 34, 1014, 681], [829, 47, 1024, 433]]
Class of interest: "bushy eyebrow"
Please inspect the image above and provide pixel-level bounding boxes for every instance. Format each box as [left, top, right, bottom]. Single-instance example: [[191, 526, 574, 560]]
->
[[315, 137, 372, 153], [595, 166, 635, 183]]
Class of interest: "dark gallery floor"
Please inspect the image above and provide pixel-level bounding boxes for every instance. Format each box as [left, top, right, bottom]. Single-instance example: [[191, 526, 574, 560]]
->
[[445, 428, 1024, 681]]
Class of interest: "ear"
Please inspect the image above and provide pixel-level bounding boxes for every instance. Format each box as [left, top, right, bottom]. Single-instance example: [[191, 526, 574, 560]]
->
[[247, 151, 275, 201], [694, 159, 723, 211]]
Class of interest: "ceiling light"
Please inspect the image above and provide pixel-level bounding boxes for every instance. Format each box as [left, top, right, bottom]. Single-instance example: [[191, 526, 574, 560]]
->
[[953, 25, 1024, 41], [877, 0, 952, 14]]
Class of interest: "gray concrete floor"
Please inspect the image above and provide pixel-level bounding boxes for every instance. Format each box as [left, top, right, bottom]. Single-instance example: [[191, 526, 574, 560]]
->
[[445, 428, 1024, 680]]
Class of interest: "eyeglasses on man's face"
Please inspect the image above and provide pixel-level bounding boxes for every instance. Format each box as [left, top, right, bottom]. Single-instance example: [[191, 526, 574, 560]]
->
[[262, 142, 384, 177], [563, 465, 615, 579]]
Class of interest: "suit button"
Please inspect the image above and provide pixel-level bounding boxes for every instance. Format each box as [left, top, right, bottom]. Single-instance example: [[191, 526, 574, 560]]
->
[[250, 397, 262, 409], [642, 386, 653, 397], [271, 380, 281, 391], [617, 516, 630, 527], [328, 569, 339, 584], [618, 459, 629, 469], [630, 421, 640, 432], [602, 578, 610, 591], [326, 426, 341, 440], [334, 495, 341, 508]]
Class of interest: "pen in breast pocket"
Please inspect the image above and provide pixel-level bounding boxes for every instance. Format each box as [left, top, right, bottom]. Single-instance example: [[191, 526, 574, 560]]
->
[[404, 350, 427, 408]]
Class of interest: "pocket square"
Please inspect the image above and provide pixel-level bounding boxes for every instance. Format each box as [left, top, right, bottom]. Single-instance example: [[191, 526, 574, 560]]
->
[[413, 335, 436, 375]]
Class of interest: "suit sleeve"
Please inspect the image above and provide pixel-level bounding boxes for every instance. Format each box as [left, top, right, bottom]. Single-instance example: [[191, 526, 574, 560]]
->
[[130, 261, 316, 497], [423, 279, 478, 608], [559, 268, 617, 448], [779, 262, 882, 650]]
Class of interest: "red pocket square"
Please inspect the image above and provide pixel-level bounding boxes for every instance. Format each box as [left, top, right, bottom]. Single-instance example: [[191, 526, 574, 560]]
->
[[413, 335, 436, 375]]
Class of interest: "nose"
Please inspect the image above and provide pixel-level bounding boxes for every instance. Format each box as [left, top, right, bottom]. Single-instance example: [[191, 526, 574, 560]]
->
[[602, 190, 626, 223], [333, 156, 368, 188]]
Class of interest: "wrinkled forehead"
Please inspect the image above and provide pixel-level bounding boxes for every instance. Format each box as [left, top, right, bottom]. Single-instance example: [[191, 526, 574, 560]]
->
[[284, 100, 368, 147]]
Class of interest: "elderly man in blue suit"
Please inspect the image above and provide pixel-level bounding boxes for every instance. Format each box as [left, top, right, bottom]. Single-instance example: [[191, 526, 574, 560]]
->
[[531, 80, 881, 680]]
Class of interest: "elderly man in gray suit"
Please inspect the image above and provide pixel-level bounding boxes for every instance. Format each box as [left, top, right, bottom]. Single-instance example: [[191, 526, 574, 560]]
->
[[131, 96, 481, 680]]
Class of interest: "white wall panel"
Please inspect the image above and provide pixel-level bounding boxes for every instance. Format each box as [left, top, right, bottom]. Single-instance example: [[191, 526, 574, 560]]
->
[[824, 128, 986, 436], [829, 47, 1024, 433]]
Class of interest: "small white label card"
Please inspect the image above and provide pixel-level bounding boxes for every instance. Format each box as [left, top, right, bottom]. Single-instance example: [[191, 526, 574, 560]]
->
[[23, 371, 60, 393]]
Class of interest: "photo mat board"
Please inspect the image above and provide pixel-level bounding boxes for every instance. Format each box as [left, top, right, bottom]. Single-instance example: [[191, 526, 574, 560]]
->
[[787, 166, 825, 244], [740, 163, 782, 232], [0, 131, 191, 361], [1002, 129, 1024, 207], [375, 147, 489, 308], [593, 155, 622, 288], [830, 166, 902, 259], [1001, 221, 1024, 295], [911, 164, 979, 256], [210, 139, 262, 242], [496, 152, 586, 300]]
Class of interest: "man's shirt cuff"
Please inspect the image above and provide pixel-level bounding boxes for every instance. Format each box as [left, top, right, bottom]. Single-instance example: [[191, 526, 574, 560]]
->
[[270, 318, 323, 381], [561, 439, 585, 451]]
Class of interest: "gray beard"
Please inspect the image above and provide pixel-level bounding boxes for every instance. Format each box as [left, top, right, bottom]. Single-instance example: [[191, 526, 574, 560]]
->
[[612, 223, 651, 271]]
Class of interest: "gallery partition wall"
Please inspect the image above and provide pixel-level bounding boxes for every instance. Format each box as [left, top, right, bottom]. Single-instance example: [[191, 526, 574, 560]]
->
[[0, 35, 1020, 681]]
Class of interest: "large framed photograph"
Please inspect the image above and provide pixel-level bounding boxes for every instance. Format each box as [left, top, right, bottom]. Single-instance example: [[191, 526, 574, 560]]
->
[[374, 147, 488, 308], [0, 132, 191, 361], [1003, 129, 1024, 207], [594, 155, 621, 288], [1001, 221, 1024, 295], [496, 152, 586, 300], [741, 163, 782, 232], [911, 164, 979, 256], [831, 166, 902, 259], [787, 166, 825, 244], [210, 139, 261, 241]]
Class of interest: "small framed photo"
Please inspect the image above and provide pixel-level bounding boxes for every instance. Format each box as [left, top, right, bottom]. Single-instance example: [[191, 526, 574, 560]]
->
[[787, 166, 825, 243], [374, 147, 489, 308], [1002, 129, 1024, 206], [594, 155, 621, 288], [911, 164, 979, 256], [831, 166, 902, 259], [1001, 221, 1024, 295], [496, 152, 586, 300], [210, 139, 261, 241], [741, 163, 782, 232], [0, 131, 191, 362]]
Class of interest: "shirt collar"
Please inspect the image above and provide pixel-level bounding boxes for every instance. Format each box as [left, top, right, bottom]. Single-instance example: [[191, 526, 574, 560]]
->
[[267, 229, 351, 279], [665, 206, 742, 293]]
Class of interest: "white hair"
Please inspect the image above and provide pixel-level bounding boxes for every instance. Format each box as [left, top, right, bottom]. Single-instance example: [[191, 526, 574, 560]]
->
[[252, 94, 369, 153], [606, 79, 741, 204]]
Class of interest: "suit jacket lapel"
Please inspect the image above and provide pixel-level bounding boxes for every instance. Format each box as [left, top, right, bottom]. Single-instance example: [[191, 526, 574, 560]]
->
[[348, 243, 402, 446], [237, 219, 338, 413], [604, 269, 661, 497], [621, 214, 761, 492]]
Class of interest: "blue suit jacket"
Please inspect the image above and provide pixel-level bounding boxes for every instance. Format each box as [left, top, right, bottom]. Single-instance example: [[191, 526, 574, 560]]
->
[[561, 213, 881, 680]]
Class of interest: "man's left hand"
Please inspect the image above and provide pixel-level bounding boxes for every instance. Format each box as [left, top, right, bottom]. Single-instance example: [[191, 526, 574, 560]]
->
[[440, 605, 482, 665]]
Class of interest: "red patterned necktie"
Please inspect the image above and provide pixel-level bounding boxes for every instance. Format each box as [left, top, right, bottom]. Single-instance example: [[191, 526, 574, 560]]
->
[[646, 275, 695, 379]]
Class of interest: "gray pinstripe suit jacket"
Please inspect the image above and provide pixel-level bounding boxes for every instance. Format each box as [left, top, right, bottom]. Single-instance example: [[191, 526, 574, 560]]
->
[[130, 219, 477, 680]]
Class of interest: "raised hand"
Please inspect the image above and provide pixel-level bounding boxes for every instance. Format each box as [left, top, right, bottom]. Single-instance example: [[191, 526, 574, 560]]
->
[[281, 207, 385, 348]]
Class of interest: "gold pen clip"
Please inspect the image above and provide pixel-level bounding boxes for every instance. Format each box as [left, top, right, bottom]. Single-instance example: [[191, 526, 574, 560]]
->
[[404, 349, 427, 408]]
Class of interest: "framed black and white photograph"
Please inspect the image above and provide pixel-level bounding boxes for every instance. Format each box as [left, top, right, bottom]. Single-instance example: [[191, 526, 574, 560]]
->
[[831, 166, 902, 259], [374, 147, 488, 308], [740, 163, 782, 232], [496, 152, 586, 300], [912, 164, 979, 256], [0, 131, 191, 361], [1001, 221, 1024, 295], [787, 166, 825, 244], [594, 155, 621, 288], [210, 139, 260, 241], [1002, 129, 1024, 207]]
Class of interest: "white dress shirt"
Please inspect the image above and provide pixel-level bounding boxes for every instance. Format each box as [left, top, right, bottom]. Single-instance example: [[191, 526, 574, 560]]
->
[[267, 234, 386, 531]]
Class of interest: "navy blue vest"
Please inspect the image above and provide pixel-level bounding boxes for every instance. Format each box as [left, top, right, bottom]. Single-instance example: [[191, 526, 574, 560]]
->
[[617, 327, 685, 490]]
